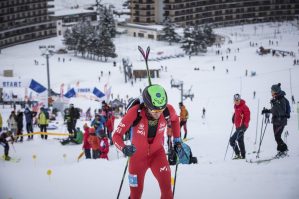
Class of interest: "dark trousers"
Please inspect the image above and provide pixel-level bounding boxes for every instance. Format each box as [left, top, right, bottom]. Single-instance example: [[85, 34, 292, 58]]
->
[[230, 129, 246, 158], [67, 120, 77, 137], [92, 150, 100, 159], [273, 124, 288, 152], [107, 131, 113, 145], [40, 125, 47, 139], [180, 120, 187, 139], [26, 122, 33, 139], [0, 140, 9, 156], [85, 149, 91, 159]]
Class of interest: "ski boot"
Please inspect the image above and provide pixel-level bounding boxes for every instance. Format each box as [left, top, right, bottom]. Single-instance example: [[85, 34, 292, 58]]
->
[[275, 151, 288, 159], [4, 155, 11, 161], [233, 154, 245, 160]]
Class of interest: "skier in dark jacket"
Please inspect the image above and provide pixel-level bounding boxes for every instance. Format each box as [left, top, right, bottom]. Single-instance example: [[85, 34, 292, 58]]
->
[[0, 127, 14, 161], [16, 110, 24, 142], [262, 83, 290, 155], [24, 107, 37, 140], [230, 94, 251, 159], [64, 104, 80, 137]]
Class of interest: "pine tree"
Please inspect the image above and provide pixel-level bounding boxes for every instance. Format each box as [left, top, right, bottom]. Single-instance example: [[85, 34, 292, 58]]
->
[[180, 26, 194, 55], [203, 25, 216, 46], [63, 28, 76, 51], [192, 25, 207, 54], [96, 5, 117, 61], [161, 17, 180, 45]]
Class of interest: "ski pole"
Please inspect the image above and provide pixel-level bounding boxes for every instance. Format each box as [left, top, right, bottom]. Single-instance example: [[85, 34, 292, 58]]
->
[[256, 118, 268, 158], [116, 158, 129, 199], [254, 99, 260, 144], [172, 154, 179, 197], [224, 124, 234, 160]]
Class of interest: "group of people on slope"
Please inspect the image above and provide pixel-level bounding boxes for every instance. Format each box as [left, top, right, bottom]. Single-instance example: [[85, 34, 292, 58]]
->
[[230, 83, 290, 160], [78, 101, 115, 160], [0, 105, 50, 160]]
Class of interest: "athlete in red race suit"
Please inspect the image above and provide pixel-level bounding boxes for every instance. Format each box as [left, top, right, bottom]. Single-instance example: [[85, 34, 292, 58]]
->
[[113, 102, 180, 199]]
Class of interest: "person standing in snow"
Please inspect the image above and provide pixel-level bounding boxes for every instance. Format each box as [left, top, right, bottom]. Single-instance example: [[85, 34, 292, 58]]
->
[[113, 84, 181, 199], [262, 83, 290, 155], [230, 94, 251, 159], [24, 106, 37, 140], [179, 102, 189, 139], [106, 112, 115, 145], [99, 130, 109, 160], [37, 107, 49, 140], [7, 111, 17, 137], [82, 123, 91, 159], [64, 104, 80, 137], [88, 127, 100, 159], [16, 110, 24, 142]]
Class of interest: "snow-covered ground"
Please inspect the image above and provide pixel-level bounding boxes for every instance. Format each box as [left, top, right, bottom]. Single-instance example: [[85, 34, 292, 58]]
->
[[1, 21, 299, 199]]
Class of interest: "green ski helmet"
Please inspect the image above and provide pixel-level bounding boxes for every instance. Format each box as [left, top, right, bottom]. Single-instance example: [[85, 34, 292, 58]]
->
[[142, 84, 168, 110]]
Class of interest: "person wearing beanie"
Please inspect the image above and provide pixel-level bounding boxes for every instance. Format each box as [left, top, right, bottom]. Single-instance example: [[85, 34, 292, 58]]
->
[[230, 94, 251, 159], [82, 123, 91, 159], [262, 83, 291, 156], [88, 127, 100, 159]]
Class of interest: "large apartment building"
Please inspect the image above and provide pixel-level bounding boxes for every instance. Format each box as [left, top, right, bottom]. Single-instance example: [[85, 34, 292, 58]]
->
[[0, 0, 56, 49], [131, 0, 299, 27]]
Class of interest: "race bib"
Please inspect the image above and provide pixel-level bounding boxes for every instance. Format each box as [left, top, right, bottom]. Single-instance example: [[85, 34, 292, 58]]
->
[[128, 174, 138, 187]]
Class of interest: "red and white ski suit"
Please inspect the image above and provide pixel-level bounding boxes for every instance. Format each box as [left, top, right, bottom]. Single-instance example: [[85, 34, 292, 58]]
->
[[113, 104, 180, 199]]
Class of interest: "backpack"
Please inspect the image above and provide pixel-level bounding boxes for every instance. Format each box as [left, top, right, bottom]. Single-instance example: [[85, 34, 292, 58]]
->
[[124, 97, 170, 140], [174, 142, 197, 164]]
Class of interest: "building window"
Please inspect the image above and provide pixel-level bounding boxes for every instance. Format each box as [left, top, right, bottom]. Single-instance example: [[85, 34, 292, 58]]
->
[[138, 33, 144, 37], [148, 34, 154, 39]]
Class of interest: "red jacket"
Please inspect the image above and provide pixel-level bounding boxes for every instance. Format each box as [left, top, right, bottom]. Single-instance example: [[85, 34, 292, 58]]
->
[[234, 99, 250, 128], [106, 116, 115, 133], [88, 135, 100, 150], [82, 127, 91, 149], [99, 137, 109, 159], [113, 104, 180, 157]]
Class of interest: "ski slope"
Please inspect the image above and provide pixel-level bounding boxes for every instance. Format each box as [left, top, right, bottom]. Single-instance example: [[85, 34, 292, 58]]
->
[[0, 21, 299, 199]]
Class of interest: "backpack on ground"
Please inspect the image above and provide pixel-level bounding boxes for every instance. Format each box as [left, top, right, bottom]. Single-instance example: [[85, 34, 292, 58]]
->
[[174, 142, 197, 164]]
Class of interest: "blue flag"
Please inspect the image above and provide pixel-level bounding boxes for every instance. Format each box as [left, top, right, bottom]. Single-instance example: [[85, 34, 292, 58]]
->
[[92, 87, 105, 98], [29, 79, 46, 93], [64, 88, 76, 98]]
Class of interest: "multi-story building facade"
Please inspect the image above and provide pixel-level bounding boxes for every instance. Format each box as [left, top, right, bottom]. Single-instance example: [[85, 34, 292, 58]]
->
[[0, 0, 56, 49], [54, 9, 97, 36], [131, 0, 299, 27]]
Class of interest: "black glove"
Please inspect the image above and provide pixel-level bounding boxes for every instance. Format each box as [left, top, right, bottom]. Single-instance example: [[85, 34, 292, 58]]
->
[[237, 124, 247, 132], [232, 114, 235, 124], [261, 108, 270, 115], [122, 145, 136, 157]]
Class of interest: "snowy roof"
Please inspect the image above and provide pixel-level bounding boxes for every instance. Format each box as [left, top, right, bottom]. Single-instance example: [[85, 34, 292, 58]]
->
[[124, 23, 164, 32], [52, 8, 96, 17], [132, 62, 161, 70]]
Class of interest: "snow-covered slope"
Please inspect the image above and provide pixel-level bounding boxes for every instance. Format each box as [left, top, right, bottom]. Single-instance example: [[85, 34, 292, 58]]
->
[[0, 21, 299, 199]]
